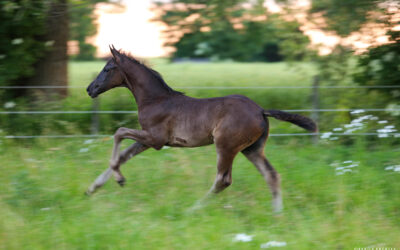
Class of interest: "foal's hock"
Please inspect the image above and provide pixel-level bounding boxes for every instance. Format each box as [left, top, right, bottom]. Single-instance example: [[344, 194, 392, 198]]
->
[[85, 45, 317, 212]]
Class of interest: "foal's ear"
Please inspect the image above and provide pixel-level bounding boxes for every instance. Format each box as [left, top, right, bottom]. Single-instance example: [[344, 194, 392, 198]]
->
[[109, 44, 123, 65]]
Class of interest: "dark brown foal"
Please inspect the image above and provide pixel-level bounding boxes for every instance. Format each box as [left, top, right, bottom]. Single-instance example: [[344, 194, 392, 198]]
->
[[85, 45, 317, 212]]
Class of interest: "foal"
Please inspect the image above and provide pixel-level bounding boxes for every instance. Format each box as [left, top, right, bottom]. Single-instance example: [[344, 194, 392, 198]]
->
[[86, 46, 317, 212]]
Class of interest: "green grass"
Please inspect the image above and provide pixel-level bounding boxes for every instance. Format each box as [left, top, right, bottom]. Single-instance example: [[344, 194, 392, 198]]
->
[[0, 138, 399, 249], [67, 60, 316, 113], [69, 59, 315, 88], [1, 60, 399, 249], [66, 60, 318, 135]]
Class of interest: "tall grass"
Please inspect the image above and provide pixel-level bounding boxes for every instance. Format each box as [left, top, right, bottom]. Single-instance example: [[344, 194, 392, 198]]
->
[[1, 60, 399, 249], [0, 138, 399, 249]]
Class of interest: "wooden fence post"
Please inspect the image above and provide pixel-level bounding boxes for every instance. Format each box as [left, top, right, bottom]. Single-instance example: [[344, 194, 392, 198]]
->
[[91, 97, 100, 135], [311, 75, 320, 144]]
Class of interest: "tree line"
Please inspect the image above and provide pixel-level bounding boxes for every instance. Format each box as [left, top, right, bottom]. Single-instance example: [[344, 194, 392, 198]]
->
[[0, 0, 398, 103]]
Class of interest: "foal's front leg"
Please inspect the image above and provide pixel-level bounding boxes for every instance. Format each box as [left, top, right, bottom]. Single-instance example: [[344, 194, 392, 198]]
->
[[110, 127, 163, 185], [86, 142, 149, 195]]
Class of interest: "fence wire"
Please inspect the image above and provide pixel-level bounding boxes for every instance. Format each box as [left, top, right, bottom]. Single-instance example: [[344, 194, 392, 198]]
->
[[1, 85, 400, 89], [1, 84, 399, 139], [1, 109, 399, 115], [2, 132, 398, 139]]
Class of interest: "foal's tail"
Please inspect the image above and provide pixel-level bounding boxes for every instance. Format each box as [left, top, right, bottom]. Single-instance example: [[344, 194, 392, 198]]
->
[[263, 109, 318, 132]]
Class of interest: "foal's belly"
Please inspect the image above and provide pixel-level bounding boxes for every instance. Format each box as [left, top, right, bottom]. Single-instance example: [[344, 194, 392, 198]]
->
[[166, 131, 214, 147]]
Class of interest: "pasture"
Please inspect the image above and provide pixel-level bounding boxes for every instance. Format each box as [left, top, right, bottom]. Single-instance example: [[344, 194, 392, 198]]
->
[[0, 60, 399, 249]]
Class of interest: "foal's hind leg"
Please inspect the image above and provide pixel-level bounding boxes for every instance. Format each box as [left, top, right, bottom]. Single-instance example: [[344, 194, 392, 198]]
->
[[208, 148, 237, 194], [191, 148, 238, 210], [86, 142, 149, 195], [242, 141, 283, 212]]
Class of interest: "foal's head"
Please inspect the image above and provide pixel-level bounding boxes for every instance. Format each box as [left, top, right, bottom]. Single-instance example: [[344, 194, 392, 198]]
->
[[86, 58, 125, 98]]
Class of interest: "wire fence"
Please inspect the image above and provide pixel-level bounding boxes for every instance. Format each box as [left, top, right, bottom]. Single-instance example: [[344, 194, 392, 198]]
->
[[1, 84, 399, 139], [1, 85, 400, 89], [1, 109, 400, 115], [2, 132, 399, 139]]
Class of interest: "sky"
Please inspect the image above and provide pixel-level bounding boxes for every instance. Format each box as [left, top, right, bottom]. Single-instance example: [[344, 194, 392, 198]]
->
[[92, 0, 166, 58]]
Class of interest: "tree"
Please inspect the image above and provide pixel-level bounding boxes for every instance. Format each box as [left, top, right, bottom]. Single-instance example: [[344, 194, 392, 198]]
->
[[0, 1, 48, 85], [0, 0, 68, 97], [354, 31, 400, 101], [0, 0, 115, 99], [281, 0, 398, 82], [153, 0, 310, 62], [69, 0, 108, 61]]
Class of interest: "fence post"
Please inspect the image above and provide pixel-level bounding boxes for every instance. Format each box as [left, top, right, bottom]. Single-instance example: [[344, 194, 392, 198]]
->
[[311, 75, 320, 144], [91, 97, 100, 135]]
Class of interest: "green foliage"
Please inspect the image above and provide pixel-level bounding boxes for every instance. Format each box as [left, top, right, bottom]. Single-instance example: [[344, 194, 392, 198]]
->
[[0, 0, 110, 87], [310, 0, 379, 37], [156, 1, 310, 62], [354, 31, 400, 102], [0, 1, 48, 83]]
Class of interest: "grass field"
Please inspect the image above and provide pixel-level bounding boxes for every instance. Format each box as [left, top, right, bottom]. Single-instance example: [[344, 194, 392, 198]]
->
[[1, 138, 399, 249], [1, 61, 399, 249]]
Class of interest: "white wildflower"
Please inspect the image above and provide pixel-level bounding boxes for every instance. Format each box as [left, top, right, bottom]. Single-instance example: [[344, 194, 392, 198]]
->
[[333, 128, 343, 131], [79, 148, 89, 153], [0, 54, 5, 60], [11, 38, 23, 45], [320, 132, 332, 139], [233, 233, 253, 242], [332, 160, 358, 175], [84, 139, 94, 144], [377, 128, 396, 133], [384, 165, 400, 173], [378, 120, 388, 124], [260, 241, 287, 248], [350, 109, 365, 114], [45, 40, 54, 47], [4, 101, 16, 109]]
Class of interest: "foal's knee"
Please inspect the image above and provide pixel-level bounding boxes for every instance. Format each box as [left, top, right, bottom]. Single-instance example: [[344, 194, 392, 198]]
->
[[114, 127, 128, 142]]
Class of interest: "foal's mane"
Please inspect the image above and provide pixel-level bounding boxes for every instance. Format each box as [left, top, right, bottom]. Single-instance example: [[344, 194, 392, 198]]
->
[[116, 50, 182, 95]]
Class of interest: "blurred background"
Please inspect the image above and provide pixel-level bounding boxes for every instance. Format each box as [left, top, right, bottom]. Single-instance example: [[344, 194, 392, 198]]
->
[[0, 0, 399, 249]]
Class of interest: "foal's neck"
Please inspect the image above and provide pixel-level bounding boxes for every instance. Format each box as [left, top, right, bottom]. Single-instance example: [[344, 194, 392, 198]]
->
[[121, 64, 174, 109]]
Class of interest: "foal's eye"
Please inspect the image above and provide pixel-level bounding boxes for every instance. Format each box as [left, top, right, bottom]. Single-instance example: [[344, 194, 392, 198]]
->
[[104, 68, 110, 72]]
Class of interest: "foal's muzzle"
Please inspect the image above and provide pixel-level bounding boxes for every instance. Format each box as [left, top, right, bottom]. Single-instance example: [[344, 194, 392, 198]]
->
[[87, 82, 100, 98]]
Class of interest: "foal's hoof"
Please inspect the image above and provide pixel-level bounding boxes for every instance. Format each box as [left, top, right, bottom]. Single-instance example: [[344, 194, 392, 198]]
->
[[117, 179, 126, 187]]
